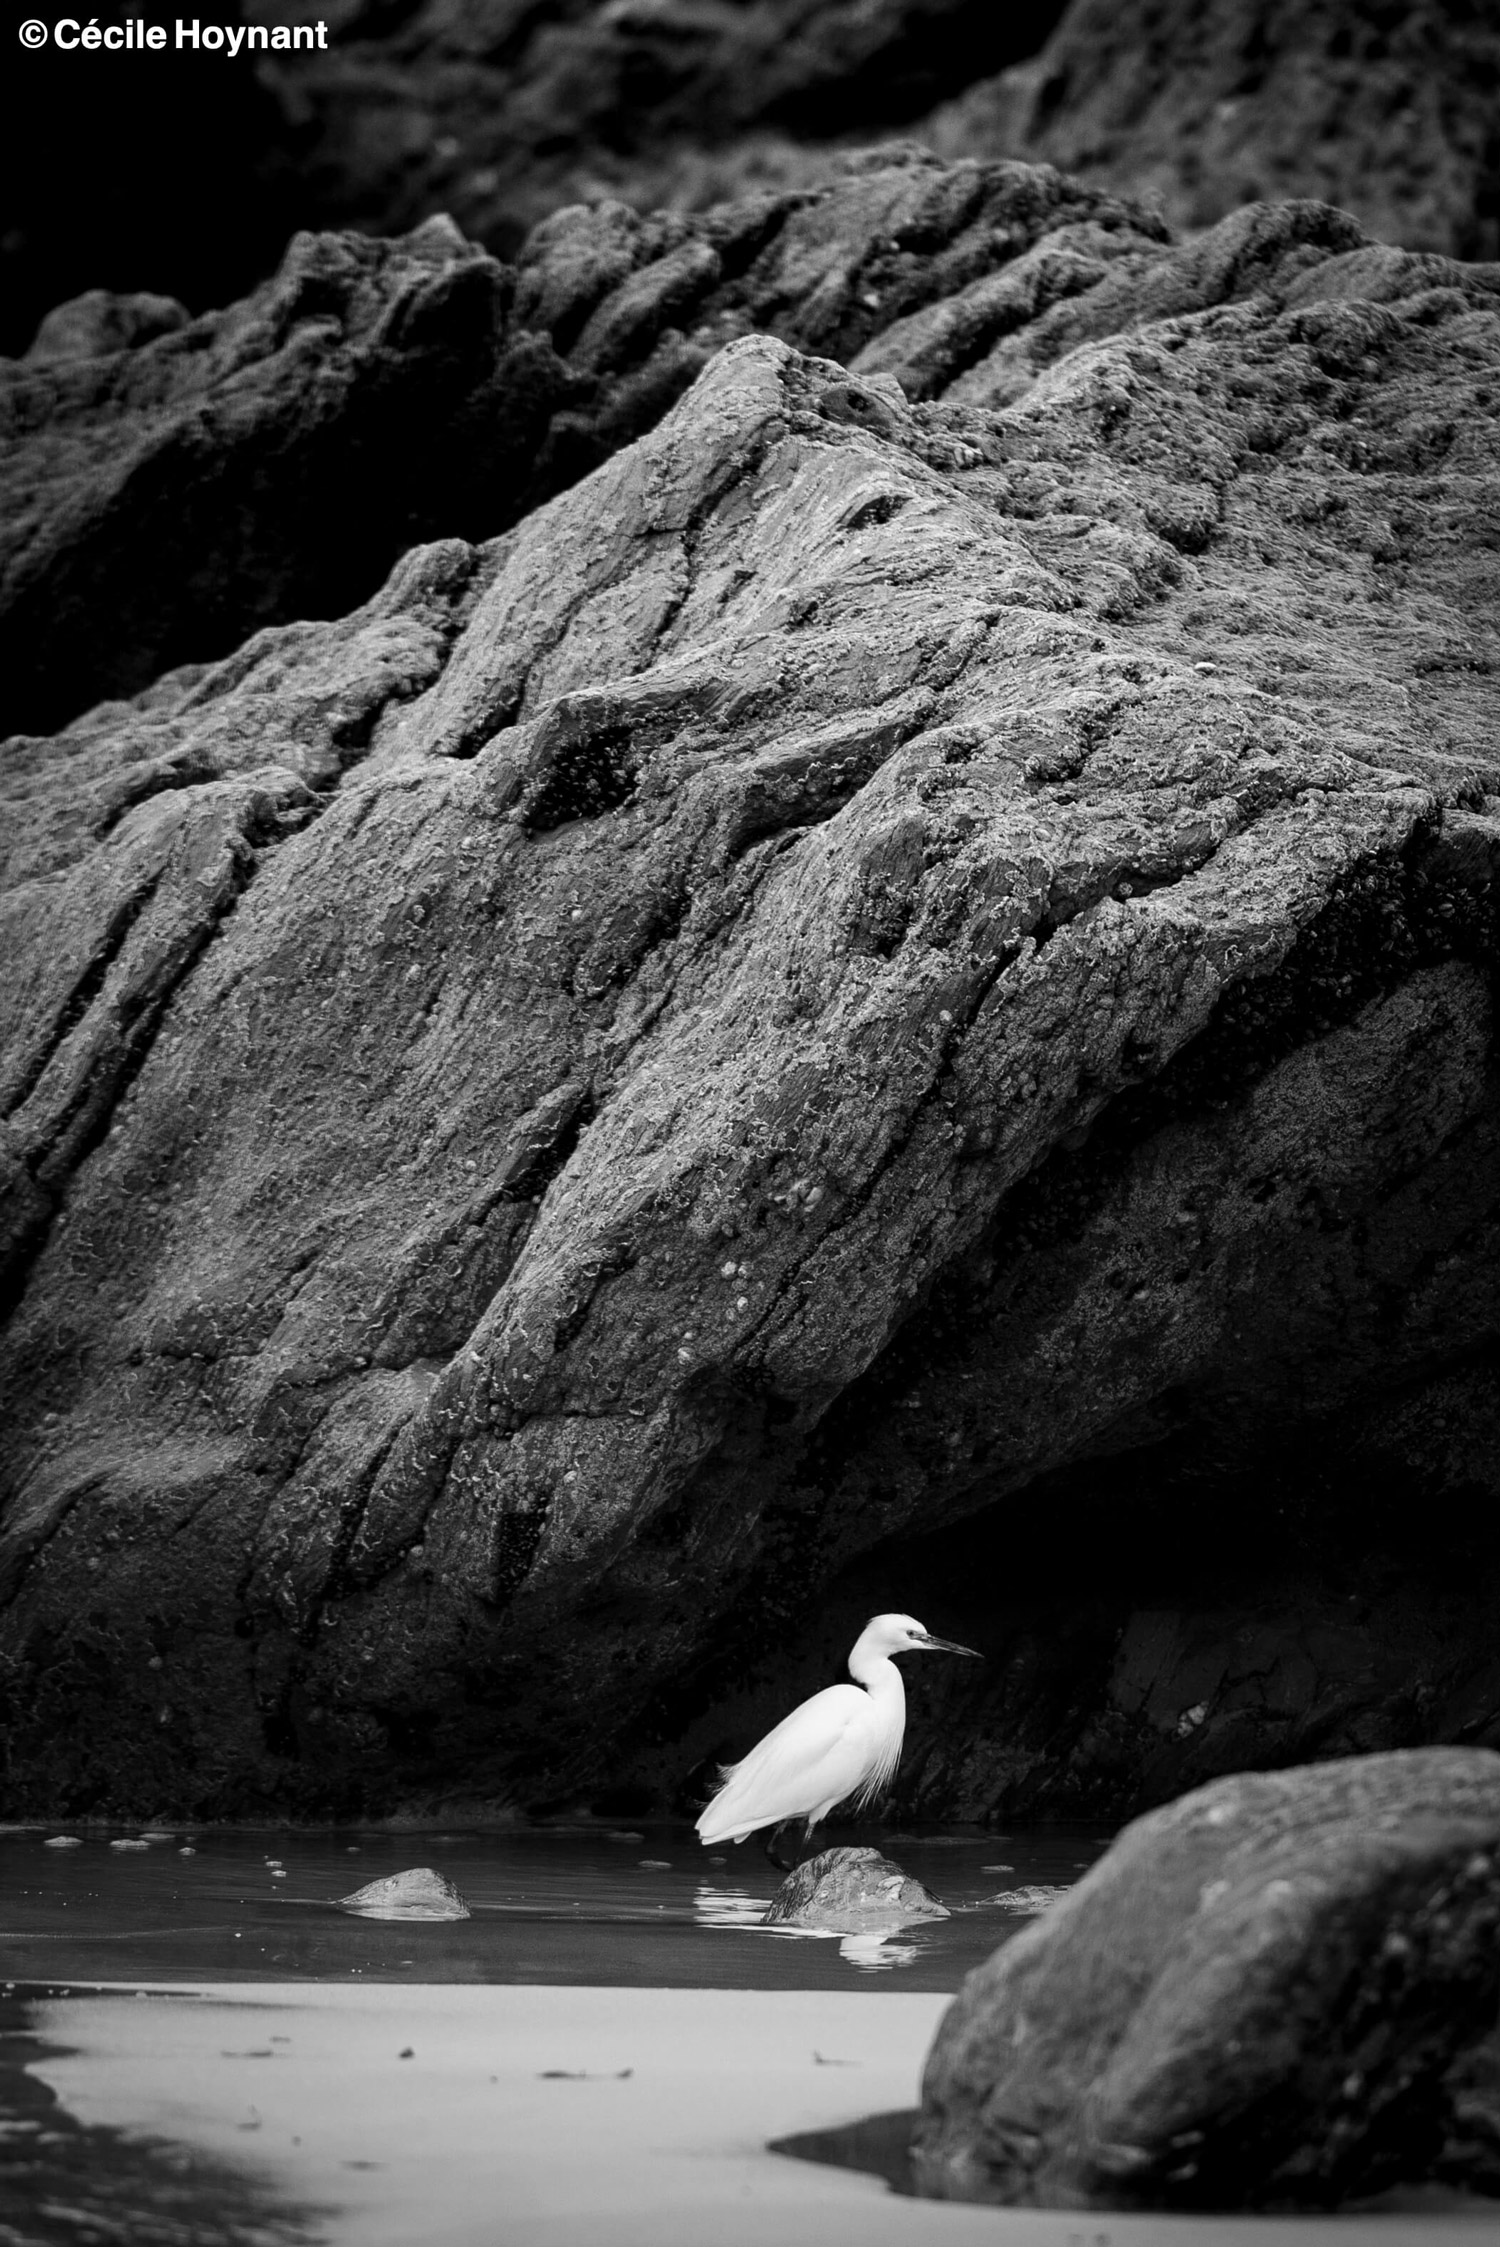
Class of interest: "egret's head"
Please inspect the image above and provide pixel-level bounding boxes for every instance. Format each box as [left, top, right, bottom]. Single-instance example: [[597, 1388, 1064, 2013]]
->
[[864, 1613, 982, 1659]]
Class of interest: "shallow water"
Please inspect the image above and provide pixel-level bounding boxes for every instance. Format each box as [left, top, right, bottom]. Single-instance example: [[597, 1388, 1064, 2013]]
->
[[0, 1818, 1102, 1987]]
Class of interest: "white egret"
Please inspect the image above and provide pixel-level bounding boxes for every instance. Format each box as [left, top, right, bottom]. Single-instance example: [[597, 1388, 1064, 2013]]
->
[[695, 1613, 981, 1867]]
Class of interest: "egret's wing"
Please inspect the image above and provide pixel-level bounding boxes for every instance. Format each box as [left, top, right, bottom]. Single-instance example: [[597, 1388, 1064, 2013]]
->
[[696, 1685, 873, 1841], [713, 1685, 859, 1784], [725, 1691, 868, 1796]]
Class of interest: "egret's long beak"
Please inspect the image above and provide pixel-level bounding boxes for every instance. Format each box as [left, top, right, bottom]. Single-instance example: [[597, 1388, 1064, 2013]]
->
[[916, 1634, 982, 1657]]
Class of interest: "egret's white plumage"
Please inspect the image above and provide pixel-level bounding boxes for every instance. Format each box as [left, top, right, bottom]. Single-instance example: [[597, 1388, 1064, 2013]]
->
[[695, 1612, 980, 1850]]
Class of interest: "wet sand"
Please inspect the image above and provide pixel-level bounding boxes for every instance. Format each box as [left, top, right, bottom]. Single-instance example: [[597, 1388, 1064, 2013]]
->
[[27, 1983, 1500, 2247]]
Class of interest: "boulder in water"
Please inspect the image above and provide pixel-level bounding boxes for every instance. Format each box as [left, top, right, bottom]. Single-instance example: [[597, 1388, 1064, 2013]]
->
[[339, 1866, 471, 1921], [766, 1845, 948, 1932]]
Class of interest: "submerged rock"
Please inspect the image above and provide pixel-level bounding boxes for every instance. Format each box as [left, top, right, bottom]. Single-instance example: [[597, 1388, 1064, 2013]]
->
[[987, 1885, 1070, 1916], [766, 1846, 947, 1932], [1, 215, 1500, 1821], [339, 1867, 471, 1921], [916, 1749, 1500, 2209]]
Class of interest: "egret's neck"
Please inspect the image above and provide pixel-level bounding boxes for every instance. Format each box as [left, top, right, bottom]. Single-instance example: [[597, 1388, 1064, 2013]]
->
[[848, 1642, 906, 1710]]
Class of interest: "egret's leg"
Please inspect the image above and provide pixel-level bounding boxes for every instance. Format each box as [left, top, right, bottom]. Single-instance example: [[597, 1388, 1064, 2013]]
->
[[763, 1820, 799, 1872]]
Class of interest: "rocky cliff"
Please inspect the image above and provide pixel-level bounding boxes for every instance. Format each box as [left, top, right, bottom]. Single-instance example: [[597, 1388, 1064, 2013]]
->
[[3, 163, 1498, 1817]]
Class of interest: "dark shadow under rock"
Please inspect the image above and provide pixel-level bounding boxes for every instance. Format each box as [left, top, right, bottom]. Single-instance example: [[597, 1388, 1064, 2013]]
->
[[764, 1846, 947, 1931], [916, 1748, 1500, 2210]]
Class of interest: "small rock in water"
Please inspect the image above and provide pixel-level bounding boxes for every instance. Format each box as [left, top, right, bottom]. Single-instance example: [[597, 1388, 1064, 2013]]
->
[[44, 1836, 83, 1849], [179, 1846, 197, 1856], [109, 1838, 150, 1851], [338, 1866, 471, 1921], [139, 1828, 176, 1841], [988, 1884, 1072, 1915], [605, 1830, 644, 1842], [765, 1846, 948, 1934], [638, 1859, 671, 1870]]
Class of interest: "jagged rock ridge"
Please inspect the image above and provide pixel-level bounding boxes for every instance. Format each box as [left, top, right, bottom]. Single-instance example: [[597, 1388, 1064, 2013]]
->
[[15, 147, 1495, 743]]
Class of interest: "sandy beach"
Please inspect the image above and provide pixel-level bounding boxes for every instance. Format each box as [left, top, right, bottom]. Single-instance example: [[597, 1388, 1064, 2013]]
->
[[23, 1984, 1498, 2247]]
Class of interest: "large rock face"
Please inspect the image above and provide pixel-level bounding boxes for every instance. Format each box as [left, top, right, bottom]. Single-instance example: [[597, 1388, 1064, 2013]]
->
[[2, 208, 1500, 1817], [916, 1750, 1500, 2208], [929, 0, 1500, 262]]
